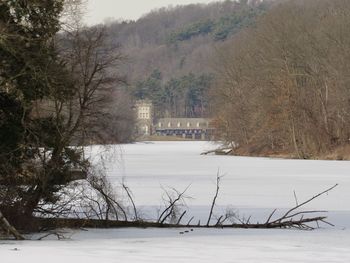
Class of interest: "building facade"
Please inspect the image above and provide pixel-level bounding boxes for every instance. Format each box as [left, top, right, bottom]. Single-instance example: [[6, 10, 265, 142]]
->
[[135, 100, 214, 139], [135, 100, 153, 136], [155, 118, 214, 140]]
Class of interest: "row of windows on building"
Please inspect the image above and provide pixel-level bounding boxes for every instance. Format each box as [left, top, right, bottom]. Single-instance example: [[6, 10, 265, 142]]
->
[[158, 122, 208, 128], [138, 107, 150, 113], [138, 113, 150, 119], [138, 105, 151, 120]]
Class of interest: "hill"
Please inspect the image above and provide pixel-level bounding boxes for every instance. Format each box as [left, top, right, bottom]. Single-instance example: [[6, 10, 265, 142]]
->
[[103, 0, 273, 118]]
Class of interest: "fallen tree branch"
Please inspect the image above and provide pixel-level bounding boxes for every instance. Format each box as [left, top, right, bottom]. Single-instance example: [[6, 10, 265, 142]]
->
[[201, 148, 233, 156], [30, 183, 338, 233], [34, 215, 328, 230], [37, 230, 68, 240]]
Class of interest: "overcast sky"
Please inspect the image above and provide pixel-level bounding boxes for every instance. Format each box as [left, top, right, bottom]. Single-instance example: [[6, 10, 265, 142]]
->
[[86, 0, 224, 25]]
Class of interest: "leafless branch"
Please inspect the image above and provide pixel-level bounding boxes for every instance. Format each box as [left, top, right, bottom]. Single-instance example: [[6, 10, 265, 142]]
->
[[206, 171, 223, 226]]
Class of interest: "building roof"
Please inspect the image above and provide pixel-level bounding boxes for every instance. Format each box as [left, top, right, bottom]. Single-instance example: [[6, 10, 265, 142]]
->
[[135, 99, 153, 106]]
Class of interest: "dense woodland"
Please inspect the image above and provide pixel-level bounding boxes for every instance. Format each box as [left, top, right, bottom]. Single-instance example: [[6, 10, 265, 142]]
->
[[213, 0, 350, 158]]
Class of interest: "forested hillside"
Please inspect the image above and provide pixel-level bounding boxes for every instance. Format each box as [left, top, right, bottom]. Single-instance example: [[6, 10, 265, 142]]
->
[[102, 0, 350, 159], [103, 0, 272, 118], [212, 0, 350, 159]]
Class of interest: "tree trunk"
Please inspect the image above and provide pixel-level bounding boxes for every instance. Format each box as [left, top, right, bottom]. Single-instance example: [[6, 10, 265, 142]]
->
[[0, 210, 25, 240]]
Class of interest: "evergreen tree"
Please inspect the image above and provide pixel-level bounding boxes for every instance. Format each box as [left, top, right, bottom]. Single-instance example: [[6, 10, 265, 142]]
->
[[0, 0, 81, 229]]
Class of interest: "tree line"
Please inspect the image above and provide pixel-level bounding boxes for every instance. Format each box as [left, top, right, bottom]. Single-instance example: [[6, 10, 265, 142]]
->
[[133, 70, 213, 118], [97, 1, 274, 121], [168, 0, 268, 43], [212, 0, 350, 158], [102, 0, 273, 101]]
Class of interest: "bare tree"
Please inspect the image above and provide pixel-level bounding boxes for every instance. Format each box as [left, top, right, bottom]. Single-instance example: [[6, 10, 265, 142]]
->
[[212, 0, 350, 159]]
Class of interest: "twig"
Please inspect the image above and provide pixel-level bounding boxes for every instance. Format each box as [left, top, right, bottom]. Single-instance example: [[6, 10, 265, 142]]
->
[[176, 211, 187, 225], [158, 185, 190, 224], [293, 190, 299, 206], [186, 216, 194, 226], [122, 183, 138, 220], [265, 209, 277, 224]]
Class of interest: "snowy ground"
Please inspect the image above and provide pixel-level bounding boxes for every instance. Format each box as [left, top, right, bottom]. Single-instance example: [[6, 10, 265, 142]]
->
[[2, 141, 350, 262]]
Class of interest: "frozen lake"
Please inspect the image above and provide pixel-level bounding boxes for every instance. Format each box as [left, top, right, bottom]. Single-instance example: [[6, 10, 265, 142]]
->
[[2, 141, 350, 262], [94, 141, 350, 213]]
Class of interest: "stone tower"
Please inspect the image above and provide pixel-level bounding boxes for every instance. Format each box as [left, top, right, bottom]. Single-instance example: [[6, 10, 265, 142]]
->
[[135, 100, 153, 136]]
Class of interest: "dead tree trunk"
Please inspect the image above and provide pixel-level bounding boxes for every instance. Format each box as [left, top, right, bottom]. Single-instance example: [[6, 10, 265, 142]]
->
[[0, 210, 25, 240], [206, 172, 222, 226]]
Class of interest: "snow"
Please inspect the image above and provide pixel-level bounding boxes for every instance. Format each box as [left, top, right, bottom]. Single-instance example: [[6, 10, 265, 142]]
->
[[2, 228, 350, 262], [2, 141, 350, 262]]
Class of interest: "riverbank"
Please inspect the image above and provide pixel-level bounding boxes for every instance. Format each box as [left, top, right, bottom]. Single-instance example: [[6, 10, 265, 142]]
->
[[136, 135, 202, 141], [231, 144, 350, 161]]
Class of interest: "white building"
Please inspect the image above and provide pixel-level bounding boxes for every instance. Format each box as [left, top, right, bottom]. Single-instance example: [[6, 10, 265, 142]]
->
[[135, 100, 153, 136], [134, 100, 214, 139]]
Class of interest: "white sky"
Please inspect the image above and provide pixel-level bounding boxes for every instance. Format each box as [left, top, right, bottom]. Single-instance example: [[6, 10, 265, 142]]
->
[[86, 0, 224, 25]]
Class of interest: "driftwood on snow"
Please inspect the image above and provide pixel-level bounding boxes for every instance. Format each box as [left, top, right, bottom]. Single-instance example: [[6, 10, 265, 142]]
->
[[201, 147, 233, 155]]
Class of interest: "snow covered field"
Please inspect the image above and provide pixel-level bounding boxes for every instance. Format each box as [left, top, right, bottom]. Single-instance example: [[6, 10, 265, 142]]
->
[[2, 141, 350, 262]]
